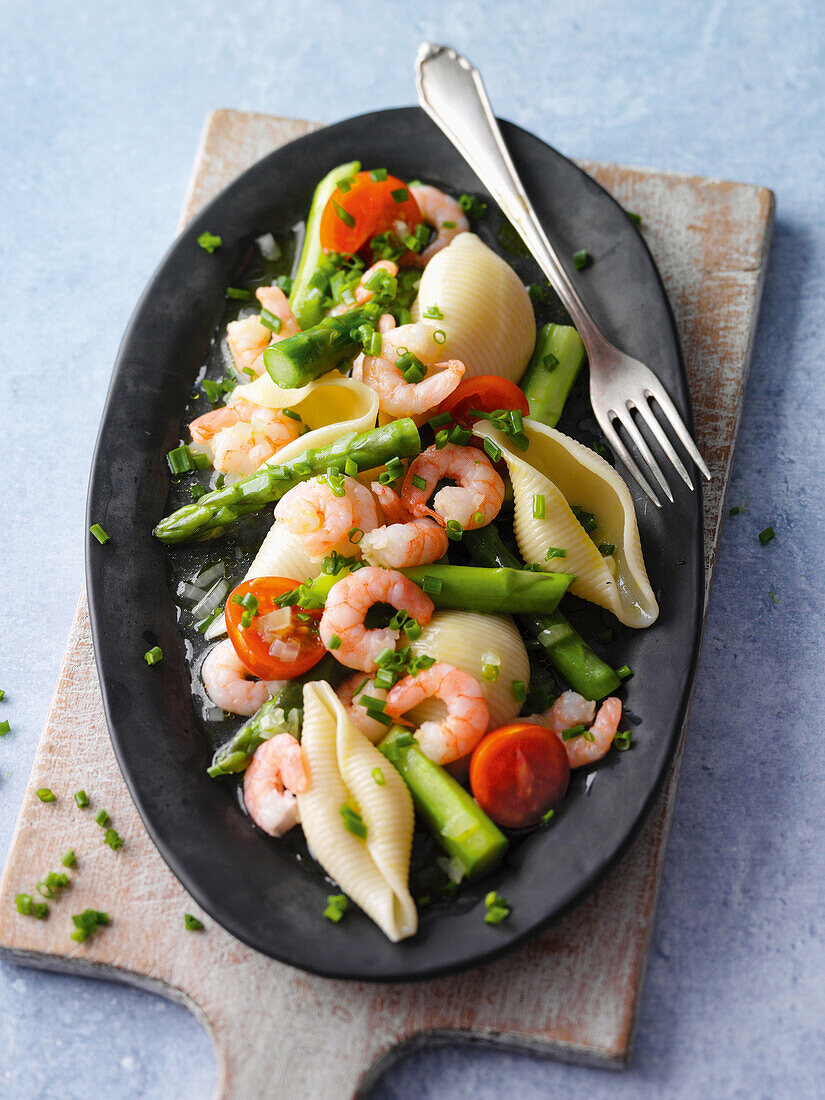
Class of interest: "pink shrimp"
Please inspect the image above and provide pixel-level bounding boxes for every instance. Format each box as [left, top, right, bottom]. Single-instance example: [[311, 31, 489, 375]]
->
[[319, 567, 434, 672], [274, 475, 381, 561], [201, 638, 271, 717], [225, 286, 300, 377], [530, 691, 623, 768], [189, 398, 302, 477], [330, 261, 399, 315], [401, 442, 505, 530], [336, 673, 389, 743], [408, 185, 469, 265], [359, 518, 448, 568], [385, 662, 489, 764], [361, 322, 465, 417], [243, 733, 308, 837]]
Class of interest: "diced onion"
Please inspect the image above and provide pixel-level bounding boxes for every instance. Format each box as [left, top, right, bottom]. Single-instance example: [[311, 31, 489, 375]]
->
[[194, 561, 225, 589], [257, 607, 292, 640], [192, 578, 229, 619], [268, 638, 300, 662], [256, 233, 280, 261], [177, 581, 206, 605]]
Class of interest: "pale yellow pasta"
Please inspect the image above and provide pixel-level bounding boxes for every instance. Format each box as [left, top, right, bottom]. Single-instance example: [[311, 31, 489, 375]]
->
[[230, 372, 379, 468], [411, 234, 535, 383], [297, 683, 417, 942], [407, 611, 529, 731], [474, 420, 658, 628]]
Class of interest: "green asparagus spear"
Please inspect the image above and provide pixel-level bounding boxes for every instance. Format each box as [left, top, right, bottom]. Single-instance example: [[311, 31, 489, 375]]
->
[[299, 564, 573, 615], [378, 726, 508, 880], [521, 324, 586, 427], [464, 527, 621, 700], [263, 304, 379, 389], [289, 160, 360, 330], [154, 419, 421, 544], [207, 653, 346, 777]]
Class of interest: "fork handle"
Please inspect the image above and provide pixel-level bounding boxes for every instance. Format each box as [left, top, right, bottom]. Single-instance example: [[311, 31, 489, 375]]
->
[[415, 43, 607, 355]]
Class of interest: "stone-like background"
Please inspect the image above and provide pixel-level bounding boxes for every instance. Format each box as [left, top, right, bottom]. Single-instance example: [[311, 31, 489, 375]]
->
[[1, 1, 822, 1096]]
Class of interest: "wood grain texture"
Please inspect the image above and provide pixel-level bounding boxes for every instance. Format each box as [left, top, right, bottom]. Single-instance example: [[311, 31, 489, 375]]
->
[[0, 110, 774, 1099]]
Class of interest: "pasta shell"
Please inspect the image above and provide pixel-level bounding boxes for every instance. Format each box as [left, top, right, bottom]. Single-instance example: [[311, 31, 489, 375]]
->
[[297, 682, 417, 942], [474, 420, 658, 628], [412, 234, 534, 383], [408, 611, 530, 730]]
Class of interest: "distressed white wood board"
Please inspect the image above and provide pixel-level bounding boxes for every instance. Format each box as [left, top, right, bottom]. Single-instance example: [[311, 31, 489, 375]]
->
[[0, 110, 774, 1098]]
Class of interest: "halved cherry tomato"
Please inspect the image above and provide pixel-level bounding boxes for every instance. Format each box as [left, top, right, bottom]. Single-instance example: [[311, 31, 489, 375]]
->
[[469, 722, 570, 829], [225, 577, 325, 681], [437, 376, 530, 430], [318, 171, 422, 256]]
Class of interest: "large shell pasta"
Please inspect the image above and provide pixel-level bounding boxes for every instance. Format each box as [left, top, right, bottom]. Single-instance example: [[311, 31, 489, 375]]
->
[[230, 372, 379, 467], [474, 420, 658, 628], [411, 234, 534, 383], [407, 611, 530, 730], [297, 682, 417, 942]]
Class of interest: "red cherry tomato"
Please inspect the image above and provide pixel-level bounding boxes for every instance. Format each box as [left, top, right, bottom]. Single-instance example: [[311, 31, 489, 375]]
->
[[469, 723, 570, 829], [225, 577, 325, 681], [319, 171, 422, 256], [437, 376, 530, 430]]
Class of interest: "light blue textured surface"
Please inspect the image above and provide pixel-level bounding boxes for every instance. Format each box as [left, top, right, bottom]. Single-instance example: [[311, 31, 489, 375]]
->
[[1, 0, 823, 1096]]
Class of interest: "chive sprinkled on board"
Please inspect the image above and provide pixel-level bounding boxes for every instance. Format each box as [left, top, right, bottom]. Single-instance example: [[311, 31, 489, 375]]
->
[[36, 789, 56, 803], [184, 913, 205, 931]]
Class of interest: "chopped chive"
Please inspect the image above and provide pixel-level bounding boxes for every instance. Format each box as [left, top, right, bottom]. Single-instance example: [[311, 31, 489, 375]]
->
[[614, 729, 633, 751], [226, 286, 251, 300], [340, 804, 368, 840], [104, 828, 123, 850], [0, 720, 9, 736], [70, 909, 110, 943], [281, 407, 301, 421], [61, 850, 76, 868], [527, 283, 545, 303], [197, 231, 222, 254], [433, 329, 447, 345], [482, 663, 500, 682], [36, 882, 52, 898], [391, 187, 409, 203], [32, 902, 48, 920], [428, 412, 452, 430], [36, 789, 56, 803], [627, 211, 642, 225], [332, 201, 355, 228], [573, 249, 589, 270], [421, 575, 443, 595], [571, 505, 598, 533], [328, 634, 341, 650], [372, 767, 386, 786], [167, 445, 196, 475], [616, 664, 633, 680], [15, 893, 32, 916], [423, 304, 444, 320], [471, 511, 485, 526], [435, 429, 450, 449], [190, 483, 207, 502], [442, 220, 456, 229], [74, 790, 90, 809], [482, 437, 502, 463], [89, 523, 109, 545], [445, 520, 463, 542], [545, 546, 567, 559], [459, 193, 487, 219], [411, 474, 427, 491], [184, 913, 205, 931], [729, 505, 741, 516], [0, 688, 5, 700], [448, 425, 472, 446], [94, 809, 110, 827], [541, 807, 555, 824], [561, 724, 587, 741], [598, 542, 616, 556], [336, 177, 353, 194], [759, 526, 775, 545], [484, 890, 510, 924], [510, 680, 526, 703], [370, 167, 388, 182], [323, 893, 348, 923], [195, 607, 222, 634], [144, 646, 163, 666], [275, 274, 293, 295], [344, 457, 358, 478], [260, 308, 283, 335], [347, 526, 364, 544], [532, 494, 545, 519]]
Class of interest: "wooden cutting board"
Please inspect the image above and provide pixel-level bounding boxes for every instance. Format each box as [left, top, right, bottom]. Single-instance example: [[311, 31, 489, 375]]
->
[[0, 110, 773, 1097]]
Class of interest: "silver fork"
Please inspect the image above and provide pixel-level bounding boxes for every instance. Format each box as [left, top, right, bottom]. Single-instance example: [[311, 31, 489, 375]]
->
[[415, 42, 710, 506]]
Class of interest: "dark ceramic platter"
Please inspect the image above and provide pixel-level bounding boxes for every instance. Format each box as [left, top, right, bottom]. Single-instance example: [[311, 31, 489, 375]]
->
[[86, 107, 703, 981]]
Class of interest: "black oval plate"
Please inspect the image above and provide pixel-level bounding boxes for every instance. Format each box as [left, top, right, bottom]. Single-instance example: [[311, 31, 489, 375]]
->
[[86, 107, 703, 981]]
